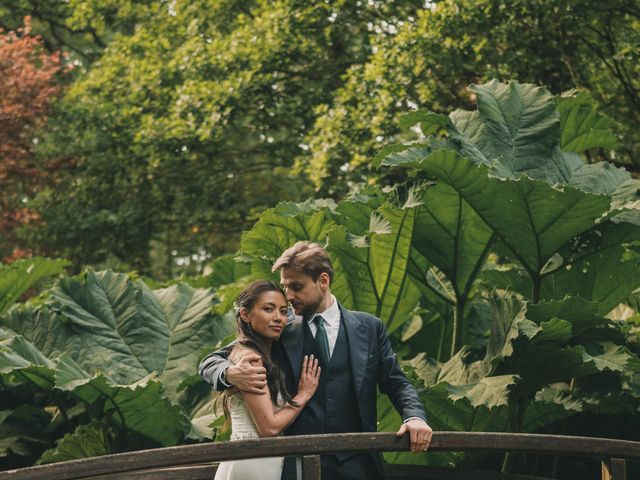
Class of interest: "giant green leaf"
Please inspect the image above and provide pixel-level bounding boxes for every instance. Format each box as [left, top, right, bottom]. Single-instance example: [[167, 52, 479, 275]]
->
[[413, 182, 494, 301], [0, 335, 55, 373], [568, 161, 640, 210], [185, 394, 219, 441], [481, 220, 640, 311], [381, 382, 509, 466], [54, 356, 187, 446], [37, 422, 110, 464], [487, 297, 640, 397], [385, 81, 628, 198], [522, 384, 582, 432], [0, 271, 232, 447], [49, 270, 157, 383], [46, 270, 226, 396], [1, 306, 73, 359], [327, 200, 421, 333], [405, 346, 515, 410], [0, 258, 69, 316], [0, 333, 188, 447], [456, 80, 562, 182], [0, 335, 58, 391], [446, 375, 517, 409], [406, 248, 458, 321], [577, 343, 639, 373], [526, 298, 616, 337], [325, 228, 374, 314], [205, 254, 252, 288], [0, 406, 51, 458], [448, 81, 624, 192], [240, 199, 337, 261], [383, 149, 611, 279], [557, 93, 619, 153], [483, 292, 528, 363], [152, 283, 223, 394], [540, 220, 640, 314], [369, 203, 420, 331]]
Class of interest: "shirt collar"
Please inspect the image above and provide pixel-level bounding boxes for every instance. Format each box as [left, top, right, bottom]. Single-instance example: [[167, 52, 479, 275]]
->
[[307, 294, 339, 327]]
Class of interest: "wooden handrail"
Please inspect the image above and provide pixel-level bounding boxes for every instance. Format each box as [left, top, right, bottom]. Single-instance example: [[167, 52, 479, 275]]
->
[[1, 432, 639, 479]]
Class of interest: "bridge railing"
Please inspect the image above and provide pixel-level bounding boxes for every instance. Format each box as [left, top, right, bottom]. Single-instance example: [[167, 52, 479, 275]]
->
[[1, 432, 639, 480]]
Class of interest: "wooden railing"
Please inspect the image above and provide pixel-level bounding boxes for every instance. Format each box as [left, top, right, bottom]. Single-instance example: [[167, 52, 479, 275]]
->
[[1, 432, 639, 480]]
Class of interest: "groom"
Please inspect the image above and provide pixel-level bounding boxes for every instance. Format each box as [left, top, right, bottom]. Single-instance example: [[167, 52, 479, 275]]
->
[[199, 241, 432, 479]]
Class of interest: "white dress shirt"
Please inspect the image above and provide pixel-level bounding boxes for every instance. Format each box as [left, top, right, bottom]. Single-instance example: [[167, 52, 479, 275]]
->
[[307, 294, 340, 357]]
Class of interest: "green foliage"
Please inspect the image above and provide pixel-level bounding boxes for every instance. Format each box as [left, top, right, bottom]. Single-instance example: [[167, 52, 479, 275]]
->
[[0, 1, 102, 64], [0, 271, 233, 467], [305, 0, 639, 194], [239, 193, 421, 333], [329, 199, 421, 334], [29, 0, 423, 277], [373, 80, 640, 473], [37, 422, 110, 465], [377, 80, 639, 360], [0, 258, 68, 316], [2, 79, 639, 478], [378, 294, 640, 469], [557, 92, 619, 153]]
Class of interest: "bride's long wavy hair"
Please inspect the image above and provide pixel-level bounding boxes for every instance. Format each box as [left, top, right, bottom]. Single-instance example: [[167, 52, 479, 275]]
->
[[221, 280, 297, 428]]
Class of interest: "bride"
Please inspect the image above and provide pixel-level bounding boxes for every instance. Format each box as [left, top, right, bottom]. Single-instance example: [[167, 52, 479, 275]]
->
[[214, 280, 320, 480]]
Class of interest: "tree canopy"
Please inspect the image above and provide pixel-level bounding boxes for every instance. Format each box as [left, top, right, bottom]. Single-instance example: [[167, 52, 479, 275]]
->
[[2, 0, 637, 277], [303, 0, 640, 195], [29, 0, 424, 276]]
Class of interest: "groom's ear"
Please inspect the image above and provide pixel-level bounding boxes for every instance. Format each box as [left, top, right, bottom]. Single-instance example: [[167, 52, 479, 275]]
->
[[318, 272, 330, 290]]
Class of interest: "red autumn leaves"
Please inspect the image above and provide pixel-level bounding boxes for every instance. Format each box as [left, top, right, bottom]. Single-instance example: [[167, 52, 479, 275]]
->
[[0, 17, 66, 261]]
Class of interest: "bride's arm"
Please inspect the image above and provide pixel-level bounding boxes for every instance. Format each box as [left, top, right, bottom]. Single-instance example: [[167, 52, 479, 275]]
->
[[238, 351, 320, 437]]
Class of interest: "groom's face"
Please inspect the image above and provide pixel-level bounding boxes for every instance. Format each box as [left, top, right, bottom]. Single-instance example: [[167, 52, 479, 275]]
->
[[279, 268, 325, 319]]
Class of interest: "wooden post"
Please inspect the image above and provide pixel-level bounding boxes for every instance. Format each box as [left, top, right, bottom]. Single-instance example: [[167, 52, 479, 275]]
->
[[302, 455, 321, 480], [601, 458, 626, 480]]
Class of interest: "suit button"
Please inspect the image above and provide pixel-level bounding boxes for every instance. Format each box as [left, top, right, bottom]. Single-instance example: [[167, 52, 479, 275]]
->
[[328, 396, 333, 401], [328, 415, 334, 421]]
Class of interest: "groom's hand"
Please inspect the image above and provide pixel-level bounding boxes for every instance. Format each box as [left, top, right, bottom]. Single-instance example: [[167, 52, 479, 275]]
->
[[396, 418, 433, 453], [225, 352, 268, 394]]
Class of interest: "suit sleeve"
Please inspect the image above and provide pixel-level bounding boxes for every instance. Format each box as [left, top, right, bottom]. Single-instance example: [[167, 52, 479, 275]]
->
[[198, 343, 235, 392], [374, 318, 427, 422]]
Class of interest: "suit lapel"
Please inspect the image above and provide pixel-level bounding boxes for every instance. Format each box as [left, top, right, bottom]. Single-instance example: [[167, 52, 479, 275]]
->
[[340, 305, 368, 394], [281, 315, 305, 381]]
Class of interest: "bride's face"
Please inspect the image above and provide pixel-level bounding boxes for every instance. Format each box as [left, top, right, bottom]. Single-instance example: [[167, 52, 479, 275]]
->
[[241, 291, 289, 341]]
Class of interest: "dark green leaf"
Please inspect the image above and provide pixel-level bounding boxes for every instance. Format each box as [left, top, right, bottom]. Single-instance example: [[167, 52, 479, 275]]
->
[[0, 258, 69, 316]]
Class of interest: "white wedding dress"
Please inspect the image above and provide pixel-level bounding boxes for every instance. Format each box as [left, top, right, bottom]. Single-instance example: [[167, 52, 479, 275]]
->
[[214, 393, 284, 480]]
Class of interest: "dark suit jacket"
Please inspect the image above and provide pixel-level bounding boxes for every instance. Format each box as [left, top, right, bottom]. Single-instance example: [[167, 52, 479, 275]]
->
[[198, 303, 427, 478], [278, 304, 425, 430], [200, 304, 425, 425]]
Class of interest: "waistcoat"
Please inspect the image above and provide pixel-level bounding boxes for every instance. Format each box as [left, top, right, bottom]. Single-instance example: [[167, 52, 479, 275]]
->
[[285, 317, 362, 437]]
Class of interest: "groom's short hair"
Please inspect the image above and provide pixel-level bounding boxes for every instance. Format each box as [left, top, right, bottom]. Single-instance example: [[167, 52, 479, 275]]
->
[[272, 241, 334, 283]]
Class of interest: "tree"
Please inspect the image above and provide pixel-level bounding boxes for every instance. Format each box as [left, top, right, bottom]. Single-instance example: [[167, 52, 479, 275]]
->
[[303, 0, 640, 196], [30, 0, 423, 277], [0, 17, 65, 262], [16, 0, 639, 276], [0, 0, 158, 65]]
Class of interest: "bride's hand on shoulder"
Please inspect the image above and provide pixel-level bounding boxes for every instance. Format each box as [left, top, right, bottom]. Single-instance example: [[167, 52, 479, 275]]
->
[[296, 355, 320, 404]]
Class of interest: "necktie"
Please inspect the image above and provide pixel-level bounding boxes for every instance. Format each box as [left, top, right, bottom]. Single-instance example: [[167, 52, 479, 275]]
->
[[313, 315, 331, 365]]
